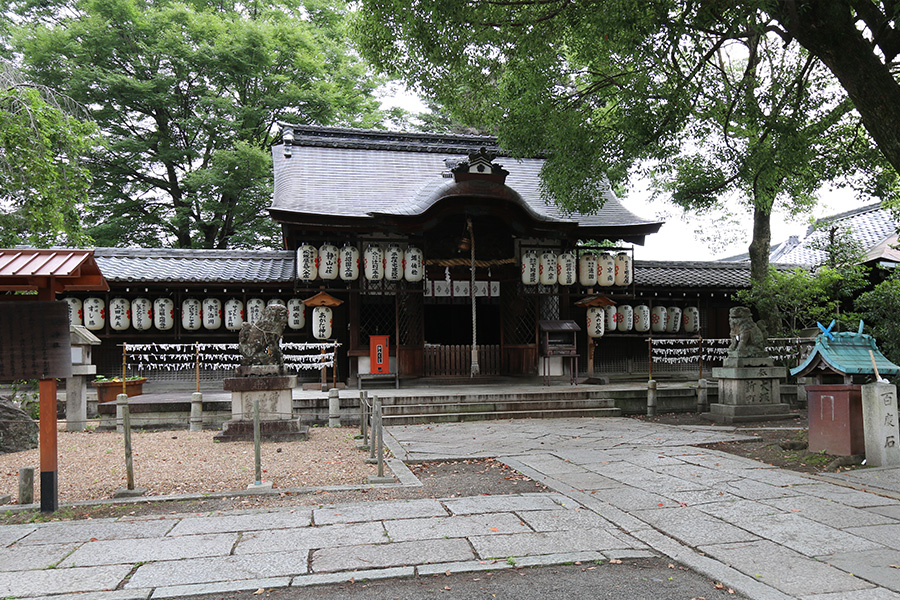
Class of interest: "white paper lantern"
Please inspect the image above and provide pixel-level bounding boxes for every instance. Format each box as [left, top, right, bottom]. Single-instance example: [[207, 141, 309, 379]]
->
[[557, 253, 577, 286], [287, 298, 305, 330], [614, 252, 633, 286], [339, 243, 360, 281], [83, 297, 105, 331], [634, 305, 651, 332], [317, 243, 339, 280], [267, 298, 286, 307], [312, 306, 333, 339], [64, 297, 83, 326], [598, 252, 615, 287], [202, 298, 222, 330], [131, 297, 153, 331], [604, 305, 617, 331], [404, 245, 424, 282], [246, 298, 265, 324], [224, 299, 244, 331], [667, 307, 682, 333], [297, 243, 318, 282], [579, 252, 598, 287], [109, 297, 131, 331], [539, 250, 558, 285], [385, 244, 404, 281], [683, 306, 701, 333], [364, 245, 384, 281], [651, 306, 668, 333], [181, 298, 201, 331], [154, 298, 175, 330], [521, 250, 539, 285], [616, 305, 633, 332], [586, 307, 605, 338]]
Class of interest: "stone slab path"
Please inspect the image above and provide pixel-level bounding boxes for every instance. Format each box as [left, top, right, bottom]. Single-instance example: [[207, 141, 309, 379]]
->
[[3, 417, 900, 599]]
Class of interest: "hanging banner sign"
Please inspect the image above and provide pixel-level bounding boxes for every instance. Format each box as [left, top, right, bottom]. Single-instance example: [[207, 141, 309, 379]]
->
[[0, 301, 72, 379]]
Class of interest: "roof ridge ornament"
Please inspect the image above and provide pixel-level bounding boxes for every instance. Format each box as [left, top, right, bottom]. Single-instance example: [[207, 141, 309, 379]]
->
[[451, 147, 509, 183]]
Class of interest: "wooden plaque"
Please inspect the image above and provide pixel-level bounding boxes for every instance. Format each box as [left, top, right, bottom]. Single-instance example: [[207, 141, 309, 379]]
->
[[0, 301, 72, 380]]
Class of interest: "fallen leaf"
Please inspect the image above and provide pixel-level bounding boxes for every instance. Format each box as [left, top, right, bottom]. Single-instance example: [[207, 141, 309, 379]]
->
[[253, 589, 265, 595], [609, 558, 622, 564], [489, 527, 499, 532]]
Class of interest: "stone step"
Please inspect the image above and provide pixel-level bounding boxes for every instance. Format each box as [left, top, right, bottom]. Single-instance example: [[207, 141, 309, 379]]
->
[[382, 406, 622, 425], [381, 398, 617, 416]]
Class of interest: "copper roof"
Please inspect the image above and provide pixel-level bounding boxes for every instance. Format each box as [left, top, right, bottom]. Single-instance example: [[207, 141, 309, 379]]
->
[[0, 249, 109, 293]]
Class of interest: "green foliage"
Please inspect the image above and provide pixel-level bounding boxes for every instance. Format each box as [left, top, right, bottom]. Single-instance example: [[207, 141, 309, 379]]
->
[[736, 263, 869, 337], [9, 0, 385, 248], [0, 63, 98, 247], [353, 0, 893, 296], [856, 274, 900, 365]]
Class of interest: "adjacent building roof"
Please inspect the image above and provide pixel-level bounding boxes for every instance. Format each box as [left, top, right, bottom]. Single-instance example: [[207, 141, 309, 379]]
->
[[85, 248, 760, 292], [0, 249, 108, 293], [92, 248, 295, 284], [270, 124, 662, 243], [635, 260, 761, 290]]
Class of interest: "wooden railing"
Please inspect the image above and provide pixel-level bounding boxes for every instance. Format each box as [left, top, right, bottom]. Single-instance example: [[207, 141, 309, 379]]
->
[[424, 344, 501, 376]]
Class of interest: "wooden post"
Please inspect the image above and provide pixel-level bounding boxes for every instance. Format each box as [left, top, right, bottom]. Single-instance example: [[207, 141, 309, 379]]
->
[[587, 337, 595, 378], [195, 342, 200, 393], [119, 394, 135, 491], [253, 398, 262, 485], [38, 378, 58, 513], [647, 338, 653, 381], [121, 342, 127, 396]]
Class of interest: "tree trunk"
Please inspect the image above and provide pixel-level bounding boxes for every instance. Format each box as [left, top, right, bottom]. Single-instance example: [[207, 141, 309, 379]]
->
[[775, 1, 900, 175], [748, 200, 776, 329]]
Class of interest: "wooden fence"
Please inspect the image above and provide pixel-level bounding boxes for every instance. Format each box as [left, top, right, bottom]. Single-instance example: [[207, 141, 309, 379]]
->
[[424, 344, 501, 377]]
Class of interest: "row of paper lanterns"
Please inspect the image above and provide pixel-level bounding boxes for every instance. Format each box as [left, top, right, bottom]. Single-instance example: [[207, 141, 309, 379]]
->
[[65, 297, 335, 339], [585, 305, 700, 338], [522, 250, 633, 287], [297, 243, 424, 283]]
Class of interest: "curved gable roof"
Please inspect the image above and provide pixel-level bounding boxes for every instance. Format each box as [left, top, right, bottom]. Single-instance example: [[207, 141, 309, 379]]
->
[[270, 125, 662, 242]]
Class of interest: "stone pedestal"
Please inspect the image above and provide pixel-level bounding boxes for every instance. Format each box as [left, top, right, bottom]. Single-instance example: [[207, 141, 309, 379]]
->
[[861, 382, 900, 466], [215, 375, 308, 442], [705, 358, 791, 424]]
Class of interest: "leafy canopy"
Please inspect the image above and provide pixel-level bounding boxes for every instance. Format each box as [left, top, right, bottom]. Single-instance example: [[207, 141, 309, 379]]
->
[[0, 61, 97, 247], [353, 0, 894, 290], [8, 0, 385, 249]]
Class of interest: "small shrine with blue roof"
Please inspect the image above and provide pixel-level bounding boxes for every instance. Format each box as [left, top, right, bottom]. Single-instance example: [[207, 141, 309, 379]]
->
[[791, 321, 900, 384]]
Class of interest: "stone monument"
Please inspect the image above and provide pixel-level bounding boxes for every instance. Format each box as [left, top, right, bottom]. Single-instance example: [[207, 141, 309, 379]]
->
[[705, 306, 791, 424], [215, 305, 307, 441], [861, 381, 900, 467]]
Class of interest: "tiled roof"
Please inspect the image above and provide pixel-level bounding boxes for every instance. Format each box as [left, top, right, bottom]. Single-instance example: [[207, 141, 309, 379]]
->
[[774, 203, 898, 265], [93, 248, 295, 284], [271, 124, 661, 233], [634, 260, 758, 290], [791, 332, 900, 378]]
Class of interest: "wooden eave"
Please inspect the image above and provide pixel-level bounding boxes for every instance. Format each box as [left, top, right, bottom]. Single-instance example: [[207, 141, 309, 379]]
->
[[0, 249, 109, 294]]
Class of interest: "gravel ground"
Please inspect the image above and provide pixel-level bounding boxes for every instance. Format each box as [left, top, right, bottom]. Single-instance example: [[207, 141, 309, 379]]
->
[[0, 426, 376, 503]]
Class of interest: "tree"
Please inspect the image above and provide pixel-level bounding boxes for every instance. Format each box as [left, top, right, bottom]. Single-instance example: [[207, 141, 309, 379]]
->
[[352, 1, 896, 294], [856, 274, 900, 365], [736, 223, 868, 336], [8, 0, 385, 249], [0, 61, 97, 247]]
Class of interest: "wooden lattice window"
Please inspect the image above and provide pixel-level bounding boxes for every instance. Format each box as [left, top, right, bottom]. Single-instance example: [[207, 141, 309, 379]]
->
[[359, 294, 395, 348], [502, 282, 538, 345]]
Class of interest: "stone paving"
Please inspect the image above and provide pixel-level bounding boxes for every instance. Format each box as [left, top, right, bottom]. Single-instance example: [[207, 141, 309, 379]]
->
[[3, 417, 900, 599]]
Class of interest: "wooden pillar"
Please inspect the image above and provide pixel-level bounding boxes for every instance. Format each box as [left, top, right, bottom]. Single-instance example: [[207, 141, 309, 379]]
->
[[38, 378, 58, 513]]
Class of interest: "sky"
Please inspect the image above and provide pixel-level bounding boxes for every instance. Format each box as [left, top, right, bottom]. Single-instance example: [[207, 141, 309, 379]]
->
[[378, 87, 872, 263]]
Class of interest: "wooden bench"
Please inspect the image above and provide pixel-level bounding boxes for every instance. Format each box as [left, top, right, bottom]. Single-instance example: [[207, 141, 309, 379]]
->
[[357, 372, 399, 389]]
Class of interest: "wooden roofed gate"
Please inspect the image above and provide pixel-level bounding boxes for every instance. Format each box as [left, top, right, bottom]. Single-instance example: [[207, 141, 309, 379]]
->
[[0, 249, 109, 512]]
